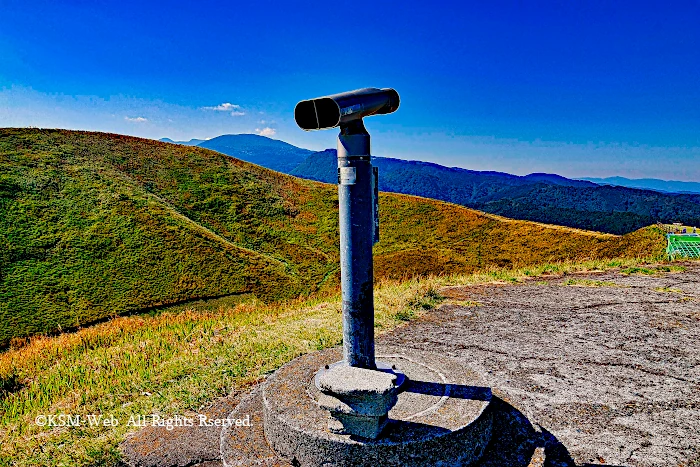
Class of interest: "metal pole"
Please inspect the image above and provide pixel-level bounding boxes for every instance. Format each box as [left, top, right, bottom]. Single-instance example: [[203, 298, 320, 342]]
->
[[337, 120, 375, 369]]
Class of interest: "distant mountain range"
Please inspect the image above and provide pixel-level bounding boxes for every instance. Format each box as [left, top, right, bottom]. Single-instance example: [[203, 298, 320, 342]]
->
[[160, 134, 313, 173], [158, 134, 700, 234], [290, 150, 700, 234], [579, 176, 700, 194], [159, 137, 206, 146]]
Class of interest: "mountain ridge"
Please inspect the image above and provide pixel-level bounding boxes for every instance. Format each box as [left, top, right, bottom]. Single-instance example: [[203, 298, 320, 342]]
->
[[580, 176, 700, 194], [157, 134, 699, 194], [156, 135, 700, 234], [289, 149, 700, 234], [159, 135, 598, 187], [196, 134, 313, 173], [159, 137, 206, 146]]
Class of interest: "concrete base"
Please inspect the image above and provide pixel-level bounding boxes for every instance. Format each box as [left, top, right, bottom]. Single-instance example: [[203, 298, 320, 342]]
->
[[222, 346, 493, 467], [316, 363, 404, 439]]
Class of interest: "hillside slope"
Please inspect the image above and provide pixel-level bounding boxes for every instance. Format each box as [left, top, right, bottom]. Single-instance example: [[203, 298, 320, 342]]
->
[[0, 129, 665, 344], [291, 150, 700, 234]]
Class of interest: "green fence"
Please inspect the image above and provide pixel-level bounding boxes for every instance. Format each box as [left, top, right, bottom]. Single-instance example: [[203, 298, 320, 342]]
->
[[667, 234, 700, 259]]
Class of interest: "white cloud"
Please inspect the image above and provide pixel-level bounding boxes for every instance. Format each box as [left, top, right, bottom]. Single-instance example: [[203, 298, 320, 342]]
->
[[258, 119, 275, 125], [201, 103, 245, 116], [202, 103, 241, 112], [256, 127, 276, 137], [124, 116, 148, 123]]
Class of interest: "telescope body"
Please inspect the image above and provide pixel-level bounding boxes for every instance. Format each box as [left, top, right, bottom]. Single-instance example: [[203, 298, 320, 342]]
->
[[294, 88, 399, 131]]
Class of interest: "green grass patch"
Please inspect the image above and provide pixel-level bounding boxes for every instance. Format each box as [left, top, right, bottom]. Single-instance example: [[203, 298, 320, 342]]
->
[[394, 286, 443, 321], [654, 287, 684, 294], [562, 278, 621, 287], [621, 265, 686, 275], [446, 300, 482, 307]]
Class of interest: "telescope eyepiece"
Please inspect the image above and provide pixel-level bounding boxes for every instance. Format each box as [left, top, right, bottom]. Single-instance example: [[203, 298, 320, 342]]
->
[[295, 88, 399, 131]]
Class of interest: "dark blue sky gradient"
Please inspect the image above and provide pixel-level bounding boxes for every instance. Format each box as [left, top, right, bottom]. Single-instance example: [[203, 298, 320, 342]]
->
[[1, 1, 698, 179]]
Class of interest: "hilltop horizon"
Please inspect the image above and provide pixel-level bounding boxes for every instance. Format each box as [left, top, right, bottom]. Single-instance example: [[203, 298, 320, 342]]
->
[[157, 132, 700, 191]]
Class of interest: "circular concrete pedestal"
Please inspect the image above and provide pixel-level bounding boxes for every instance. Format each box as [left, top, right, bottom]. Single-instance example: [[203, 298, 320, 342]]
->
[[224, 346, 492, 467]]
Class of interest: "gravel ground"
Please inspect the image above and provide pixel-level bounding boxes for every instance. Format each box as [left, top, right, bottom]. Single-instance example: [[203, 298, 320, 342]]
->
[[122, 262, 700, 467], [381, 262, 700, 467]]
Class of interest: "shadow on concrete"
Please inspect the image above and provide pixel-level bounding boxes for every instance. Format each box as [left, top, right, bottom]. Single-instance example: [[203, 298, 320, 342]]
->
[[382, 380, 584, 466], [349, 418, 452, 442], [477, 396, 580, 467], [405, 380, 492, 401], [392, 381, 584, 466]]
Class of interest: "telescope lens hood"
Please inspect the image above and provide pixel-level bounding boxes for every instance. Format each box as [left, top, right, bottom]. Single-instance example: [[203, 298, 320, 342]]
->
[[295, 98, 340, 131]]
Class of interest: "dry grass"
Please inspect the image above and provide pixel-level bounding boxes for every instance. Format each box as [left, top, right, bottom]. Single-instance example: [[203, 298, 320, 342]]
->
[[0, 277, 441, 466]]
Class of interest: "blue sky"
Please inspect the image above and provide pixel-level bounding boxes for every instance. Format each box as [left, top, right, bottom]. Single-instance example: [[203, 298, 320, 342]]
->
[[1, 0, 698, 180]]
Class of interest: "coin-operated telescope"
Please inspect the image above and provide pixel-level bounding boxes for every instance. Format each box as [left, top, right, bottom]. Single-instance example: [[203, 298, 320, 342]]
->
[[294, 88, 400, 370], [294, 87, 399, 131]]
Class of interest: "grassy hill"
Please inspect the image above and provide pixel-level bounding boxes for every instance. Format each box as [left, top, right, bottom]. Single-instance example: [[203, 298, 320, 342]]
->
[[291, 150, 700, 234], [0, 128, 666, 346]]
